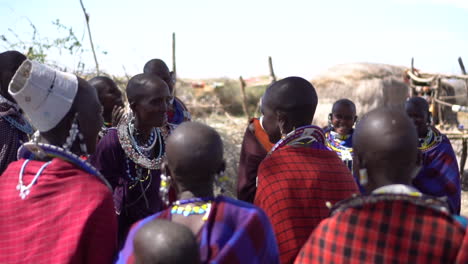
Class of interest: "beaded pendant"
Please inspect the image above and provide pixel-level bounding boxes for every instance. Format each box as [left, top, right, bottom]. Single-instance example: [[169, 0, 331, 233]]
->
[[171, 202, 212, 220]]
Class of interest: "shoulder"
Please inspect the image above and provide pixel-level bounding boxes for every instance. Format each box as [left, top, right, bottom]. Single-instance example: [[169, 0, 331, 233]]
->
[[217, 196, 269, 216], [174, 97, 189, 111], [94, 128, 122, 153]]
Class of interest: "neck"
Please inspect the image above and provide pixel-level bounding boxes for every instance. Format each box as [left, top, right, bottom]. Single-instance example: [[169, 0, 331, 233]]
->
[[419, 126, 429, 138], [177, 187, 215, 201], [134, 117, 152, 139], [103, 111, 112, 125]]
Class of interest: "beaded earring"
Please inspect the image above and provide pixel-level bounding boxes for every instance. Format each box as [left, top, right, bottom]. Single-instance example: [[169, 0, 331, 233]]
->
[[214, 170, 229, 194], [328, 113, 333, 128], [359, 168, 368, 186], [62, 113, 80, 151], [159, 172, 171, 206]]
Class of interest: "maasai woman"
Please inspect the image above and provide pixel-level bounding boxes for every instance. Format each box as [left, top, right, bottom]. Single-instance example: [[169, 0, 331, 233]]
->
[[89, 76, 124, 139], [0, 51, 33, 174], [90, 73, 173, 247], [405, 97, 461, 214], [143, 59, 191, 125], [296, 107, 467, 264], [0, 60, 116, 263], [118, 122, 279, 264], [254, 77, 359, 264]]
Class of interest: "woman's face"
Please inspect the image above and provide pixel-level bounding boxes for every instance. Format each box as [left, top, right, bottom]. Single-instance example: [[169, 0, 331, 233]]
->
[[331, 103, 356, 135], [133, 83, 171, 128], [405, 103, 429, 138], [261, 103, 282, 143], [98, 82, 124, 113]]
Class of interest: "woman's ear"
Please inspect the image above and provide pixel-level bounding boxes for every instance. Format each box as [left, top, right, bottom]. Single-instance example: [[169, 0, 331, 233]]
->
[[161, 159, 171, 177], [217, 160, 226, 175], [277, 110, 291, 135], [129, 101, 136, 112]]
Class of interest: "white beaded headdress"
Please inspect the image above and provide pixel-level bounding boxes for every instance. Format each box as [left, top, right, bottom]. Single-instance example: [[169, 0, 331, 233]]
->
[[8, 60, 78, 132]]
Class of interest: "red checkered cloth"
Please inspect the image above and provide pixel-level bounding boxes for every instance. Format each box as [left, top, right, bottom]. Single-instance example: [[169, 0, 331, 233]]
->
[[0, 158, 117, 264], [254, 145, 359, 264], [295, 195, 467, 264], [456, 224, 468, 263]]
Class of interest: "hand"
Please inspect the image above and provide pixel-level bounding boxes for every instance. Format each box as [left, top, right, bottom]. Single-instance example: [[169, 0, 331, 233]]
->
[[112, 105, 125, 126]]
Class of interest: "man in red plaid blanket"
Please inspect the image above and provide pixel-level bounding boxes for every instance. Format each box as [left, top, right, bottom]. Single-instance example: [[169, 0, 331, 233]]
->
[[254, 76, 359, 263], [295, 107, 468, 264]]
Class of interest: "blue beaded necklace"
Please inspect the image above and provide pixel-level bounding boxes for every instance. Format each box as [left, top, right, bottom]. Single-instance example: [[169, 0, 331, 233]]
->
[[17, 142, 112, 190], [0, 95, 34, 135]]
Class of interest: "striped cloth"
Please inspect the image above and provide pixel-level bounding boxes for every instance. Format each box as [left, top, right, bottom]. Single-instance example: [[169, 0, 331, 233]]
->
[[117, 196, 280, 264], [295, 195, 467, 264], [254, 145, 359, 263], [0, 158, 117, 264], [413, 127, 461, 214], [0, 103, 28, 175]]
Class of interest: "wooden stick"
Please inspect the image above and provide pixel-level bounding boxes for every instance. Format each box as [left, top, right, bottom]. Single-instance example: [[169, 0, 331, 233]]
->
[[172, 32, 176, 76], [79, 0, 100, 75], [269, 56, 276, 83], [239, 76, 250, 121], [459, 57, 467, 75]]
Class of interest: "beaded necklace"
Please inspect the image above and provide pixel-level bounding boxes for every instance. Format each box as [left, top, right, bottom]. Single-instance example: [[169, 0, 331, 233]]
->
[[0, 95, 34, 135], [117, 114, 169, 169], [325, 130, 353, 162], [17, 142, 112, 191], [126, 158, 151, 190], [418, 126, 443, 153], [16, 159, 52, 199], [270, 125, 325, 154], [171, 197, 214, 220]]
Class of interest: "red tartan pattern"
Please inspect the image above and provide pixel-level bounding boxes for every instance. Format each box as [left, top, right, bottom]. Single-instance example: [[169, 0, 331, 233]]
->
[[295, 198, 466, 264], [0, 158, 117, 264], [255, 145, 359, 264]]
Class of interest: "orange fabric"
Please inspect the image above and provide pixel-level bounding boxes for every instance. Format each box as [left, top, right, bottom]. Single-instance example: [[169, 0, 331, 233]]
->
[[252, 118, 274, 152]]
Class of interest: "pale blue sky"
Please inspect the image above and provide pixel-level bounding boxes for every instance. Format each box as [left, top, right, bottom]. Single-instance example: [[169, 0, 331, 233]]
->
[[1, 0, 467, 79]]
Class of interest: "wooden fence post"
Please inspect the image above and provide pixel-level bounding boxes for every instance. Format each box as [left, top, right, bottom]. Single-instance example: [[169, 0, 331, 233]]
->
[[239, 76, 250, 121], [269, 56, 276, 83]]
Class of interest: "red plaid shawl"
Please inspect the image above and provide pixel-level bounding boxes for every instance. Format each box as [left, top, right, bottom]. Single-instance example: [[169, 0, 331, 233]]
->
[[295, 195, 467, 264], [255, 145, 359, 263], [0, 158, 117, 264]]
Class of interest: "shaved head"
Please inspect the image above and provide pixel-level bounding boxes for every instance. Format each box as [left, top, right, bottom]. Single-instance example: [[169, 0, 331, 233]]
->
[[127, 74, 168, 105], [405, 97, 430, 138], [134, 219, 200, 264], [332, 98, 356, 115], [406, 97, 429, 113], [0, 50, 26, 102], [354, 107, 419, 191], [261, 76, 318, 142], [143, 59, 173, 94], [166, 122, 224, 187], [263, 76, 318, 122]]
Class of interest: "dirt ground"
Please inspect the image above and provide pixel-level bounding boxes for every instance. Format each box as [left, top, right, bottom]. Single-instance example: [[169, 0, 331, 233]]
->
[[197, 113, 468, 217]]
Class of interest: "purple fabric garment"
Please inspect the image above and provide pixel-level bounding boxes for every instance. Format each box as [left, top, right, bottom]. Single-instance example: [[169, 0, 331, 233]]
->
[[237, 123, 267, 203], [117, 196, 280, 264], [0, 103, 28, 175], [89, 128, 163, 247], [413, 133, 461, 214]]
